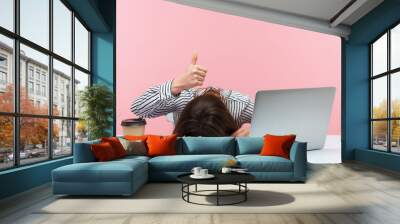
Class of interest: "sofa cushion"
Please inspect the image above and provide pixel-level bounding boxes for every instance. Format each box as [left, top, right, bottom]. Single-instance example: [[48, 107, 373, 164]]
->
[[147, 135, 177, 157], [236, 155, 293, 172], [149, 154, 235, 172], [53, 158, 147, 183], [91, 142, 118, 162], [101, 137, 127, 158], [119, 138, 148, 156], [236, 137, 263, 155], [177, 137, 235, 155], [260, 134, 296, 159], [73, 140, 100, 163]]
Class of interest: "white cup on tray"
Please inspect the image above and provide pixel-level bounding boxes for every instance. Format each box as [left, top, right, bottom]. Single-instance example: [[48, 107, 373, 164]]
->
[[191, 167, 202, 176]]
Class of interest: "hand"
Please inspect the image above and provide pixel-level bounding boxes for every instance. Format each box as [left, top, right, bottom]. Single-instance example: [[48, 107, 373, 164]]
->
[[232, 123, 251, 137], [171, 53, 208, 95]]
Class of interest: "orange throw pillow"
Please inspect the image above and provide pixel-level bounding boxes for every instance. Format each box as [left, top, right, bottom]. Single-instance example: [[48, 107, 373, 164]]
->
[[101, 137, 127, 158], [91, 142, 117, 161], [146, 135, 177, 157], [260, 134, 296, 159]]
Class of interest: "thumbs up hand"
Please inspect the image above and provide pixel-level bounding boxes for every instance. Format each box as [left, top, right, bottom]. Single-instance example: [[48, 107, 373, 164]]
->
[[171, 53, 208, 95]]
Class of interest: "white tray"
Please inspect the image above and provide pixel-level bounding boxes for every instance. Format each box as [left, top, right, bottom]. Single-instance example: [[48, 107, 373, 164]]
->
[[190, 174, 215, 179]]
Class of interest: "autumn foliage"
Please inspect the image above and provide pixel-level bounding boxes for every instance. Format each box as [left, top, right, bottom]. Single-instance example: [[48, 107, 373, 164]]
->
[[0, 85, 59, 151], [372, 99, 400, 142]]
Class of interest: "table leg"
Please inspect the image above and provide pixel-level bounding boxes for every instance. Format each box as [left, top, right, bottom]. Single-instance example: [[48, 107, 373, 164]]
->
[[217, 184, 219, 206], [245, 183, 247, 201], [195, 184, 198, 192], [187, 184, 190, 202]]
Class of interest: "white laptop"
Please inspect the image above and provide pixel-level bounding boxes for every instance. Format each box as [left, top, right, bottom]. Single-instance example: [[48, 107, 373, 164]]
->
[[250, 87, 336, 150]]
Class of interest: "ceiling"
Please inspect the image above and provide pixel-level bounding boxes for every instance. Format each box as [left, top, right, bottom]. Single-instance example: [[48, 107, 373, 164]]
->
[[166, 0, 384, 38]]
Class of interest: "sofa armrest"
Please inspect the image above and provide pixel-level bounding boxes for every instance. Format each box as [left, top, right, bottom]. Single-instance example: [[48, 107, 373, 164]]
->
[[73, 140, 100, 163], [289, 141, 307, 181]]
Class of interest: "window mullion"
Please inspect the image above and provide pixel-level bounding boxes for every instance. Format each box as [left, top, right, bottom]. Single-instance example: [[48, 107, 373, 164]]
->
[[13, 0, 21, 167], [71, 10, 76, 155], [48, 0, 54, 160], [388, 30, 391, 152]]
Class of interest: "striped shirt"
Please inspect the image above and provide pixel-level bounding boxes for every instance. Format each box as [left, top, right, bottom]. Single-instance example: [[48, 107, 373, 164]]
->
[[131, 80, 254, 126]]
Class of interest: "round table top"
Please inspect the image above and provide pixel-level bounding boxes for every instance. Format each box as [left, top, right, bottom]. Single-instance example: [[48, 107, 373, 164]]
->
[[177, 172, 255, 185]]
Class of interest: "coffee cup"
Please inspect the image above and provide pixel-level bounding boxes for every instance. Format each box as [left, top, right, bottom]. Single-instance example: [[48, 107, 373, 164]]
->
[[191, 167, 202, 176], [199, 169, 208, 176], [121, 118, 146, 136], [221, 167, 232, 174]]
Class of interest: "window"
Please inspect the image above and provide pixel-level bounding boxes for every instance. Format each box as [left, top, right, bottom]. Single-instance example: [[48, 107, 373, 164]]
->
[[28, 67, 34, 80], [42, 85, 46, 97], [35, 70, 40, 81], [53, 0, 72, 60], [35, 83, 40, 95], [371, 23, 400, 153], [53, 59, 72, 117], [20, 0, 49, 49], [74, 18, 89, 70], [0, 71, 6, 84], [0, 34, 13, 113], [0, 0, 91, 170], [0, 55, 7, 67], [28, 81, 34, 94], [0, 0, 14, 32]]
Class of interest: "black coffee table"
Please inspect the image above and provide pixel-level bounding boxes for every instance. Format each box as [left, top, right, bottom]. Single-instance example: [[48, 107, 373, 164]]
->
[[177, 173, 255, 206]]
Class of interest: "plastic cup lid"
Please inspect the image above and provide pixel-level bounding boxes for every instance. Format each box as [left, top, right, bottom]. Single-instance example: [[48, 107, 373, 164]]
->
[[121, 118, 146, 126]]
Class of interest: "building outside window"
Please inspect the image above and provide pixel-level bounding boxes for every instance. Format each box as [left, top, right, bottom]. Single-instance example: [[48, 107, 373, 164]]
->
[[41, 73, 46, 83], [370, 23, 400, 153], [0, 0, 91, 170], [35, 70, 40, 81], [0, 71, 6, 84], [28, 66, 34, 79], [0, 54, 8, 89], [28, 81, 34, 94], [0, 54, 7, 67], [41, 85, 46, 97]]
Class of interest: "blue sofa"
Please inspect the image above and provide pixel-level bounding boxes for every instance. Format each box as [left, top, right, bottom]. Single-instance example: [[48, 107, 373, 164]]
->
[[52, 137, 307, 196]]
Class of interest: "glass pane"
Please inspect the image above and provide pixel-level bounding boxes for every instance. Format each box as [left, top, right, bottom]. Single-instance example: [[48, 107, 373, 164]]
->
[[0, 34, 14, 112], [75, 120, 88, 143], [53, 119, 72, 157], [0, 116, 14, 170], [20, 44, 49, 115], [74, 17, 89, 70], [372, 33, 387, 76], [53, 59, 72, 117], [53, 0, 72, 60], [20, 117, 49, 165], [20, 0, 49, 49], [372, 77, 387, 119], [392, 72, 400, 118], [74, 69, 89, 118], [0, 0, 14, 31], [391, 120, 400, 153], [372, 121, 388, 151], [391, 24, 400, 70]]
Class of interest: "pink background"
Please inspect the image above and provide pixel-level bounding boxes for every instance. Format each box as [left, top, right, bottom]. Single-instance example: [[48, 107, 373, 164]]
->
[[116, 0, 341, 135]]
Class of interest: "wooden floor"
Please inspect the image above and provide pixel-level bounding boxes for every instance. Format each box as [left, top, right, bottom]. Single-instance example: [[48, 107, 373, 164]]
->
[[1, 162, 400, 224]]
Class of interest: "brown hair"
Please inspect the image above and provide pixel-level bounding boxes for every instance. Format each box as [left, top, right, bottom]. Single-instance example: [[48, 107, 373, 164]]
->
[[173, 88, 238, 137]]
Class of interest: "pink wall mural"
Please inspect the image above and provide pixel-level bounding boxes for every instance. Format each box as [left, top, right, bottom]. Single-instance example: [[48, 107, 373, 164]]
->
[[116, 0, 341, 135]]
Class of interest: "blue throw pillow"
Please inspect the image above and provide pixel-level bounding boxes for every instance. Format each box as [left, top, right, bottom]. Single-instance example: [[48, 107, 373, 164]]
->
[[178, 137, 235, 155], [236, 137, 264, 155]]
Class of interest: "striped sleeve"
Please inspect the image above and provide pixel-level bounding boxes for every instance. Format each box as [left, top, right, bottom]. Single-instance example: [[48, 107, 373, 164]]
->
[[131, 80, 181, 118], [225, 90, 254, 125], [240, 99, 254, 124]]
